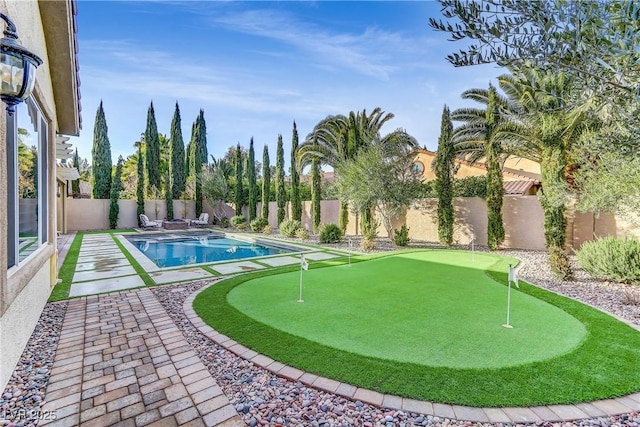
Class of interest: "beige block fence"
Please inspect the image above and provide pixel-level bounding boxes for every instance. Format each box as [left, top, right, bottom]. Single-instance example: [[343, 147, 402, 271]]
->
[[61, 197, 638, 251]]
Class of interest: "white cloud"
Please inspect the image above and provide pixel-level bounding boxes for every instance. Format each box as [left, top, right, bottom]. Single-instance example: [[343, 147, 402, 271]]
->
[[200, 8, 433, 80]]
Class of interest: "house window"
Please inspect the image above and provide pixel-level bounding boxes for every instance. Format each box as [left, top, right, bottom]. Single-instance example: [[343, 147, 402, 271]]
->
[[411, 161, 425, 175], [7, 97, 48, 269]]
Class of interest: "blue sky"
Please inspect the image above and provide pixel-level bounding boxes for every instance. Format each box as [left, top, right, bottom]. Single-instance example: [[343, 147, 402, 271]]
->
[[71, 1, 503, 168]]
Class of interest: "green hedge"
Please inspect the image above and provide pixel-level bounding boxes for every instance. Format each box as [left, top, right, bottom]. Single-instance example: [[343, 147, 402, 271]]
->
[[419, 176, 487, 198]]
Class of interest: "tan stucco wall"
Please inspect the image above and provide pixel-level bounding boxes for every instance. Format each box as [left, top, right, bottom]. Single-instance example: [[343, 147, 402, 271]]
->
[[1, 260, 51, 389], [503, 156, 541, 175], [64, 197, 637, 251], [571, 210, 640, 250], [403, 197, 488, 245], [65, 199, 201, 231], [225, 198, 545, 249], [502, 196, 546, 250], [1, 1, 74, 391], [413, 151, 535, 182]]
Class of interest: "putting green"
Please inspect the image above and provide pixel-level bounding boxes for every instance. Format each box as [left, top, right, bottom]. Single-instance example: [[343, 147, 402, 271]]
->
[[227, 251, 586, 369]]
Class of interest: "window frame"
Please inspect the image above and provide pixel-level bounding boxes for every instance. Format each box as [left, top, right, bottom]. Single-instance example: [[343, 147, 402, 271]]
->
[[7, 97, 49, 270]]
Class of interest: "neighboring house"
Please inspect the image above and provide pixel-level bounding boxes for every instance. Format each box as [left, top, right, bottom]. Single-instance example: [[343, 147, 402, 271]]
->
[[298, 170, 335, 185], [0, 0, 81, 390], [411, 149, 541, 196]]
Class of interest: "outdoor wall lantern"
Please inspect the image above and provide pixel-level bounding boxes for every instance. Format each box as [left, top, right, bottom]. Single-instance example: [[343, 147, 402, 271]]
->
[[0, 12, 42, 115]]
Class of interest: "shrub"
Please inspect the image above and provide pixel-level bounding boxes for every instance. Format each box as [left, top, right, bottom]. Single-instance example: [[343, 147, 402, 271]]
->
[[250, 217, 269, 232], [319, 223, 342, 244], [360, 238, 376, 251], [230, 215, 246, 228], [394, 225, 410, 247], [220, 217, 229, 228], [295, 228, 309, 240], [453, 176, 487, 198], [262, 225, 272, 235], [577, 236, 640, 283], [362, 219, 379, 241], [236, 222, 247, 231], [622, 288, 640, 305], [549, 246, 573, 280], [417, 176, 487, 199], [360, 219, 379, 250], [280, 219, 302, 238]]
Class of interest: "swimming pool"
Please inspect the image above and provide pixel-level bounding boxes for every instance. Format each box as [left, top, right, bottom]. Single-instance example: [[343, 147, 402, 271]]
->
[[125, 232, 297, 268]]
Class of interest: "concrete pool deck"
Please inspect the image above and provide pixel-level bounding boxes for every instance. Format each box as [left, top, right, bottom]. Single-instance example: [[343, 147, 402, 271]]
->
[[67, 232, 343, 298]]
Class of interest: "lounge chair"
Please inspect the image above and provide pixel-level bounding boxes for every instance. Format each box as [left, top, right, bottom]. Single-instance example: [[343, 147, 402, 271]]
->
[[139, 214, 161, 230], [191, 213, 209, 227]]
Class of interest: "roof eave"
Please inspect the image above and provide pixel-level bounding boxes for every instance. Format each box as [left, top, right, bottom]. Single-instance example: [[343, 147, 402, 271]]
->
[[39, 0, 81, 136]]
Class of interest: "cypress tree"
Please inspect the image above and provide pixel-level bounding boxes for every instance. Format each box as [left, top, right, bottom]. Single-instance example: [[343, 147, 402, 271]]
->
[[72, 148, 80, 198], [170, 102, 186, 199], [435, 105, 454, 246], [195, 111, 208, 169], [136, 143, 145, 226], [91, 101, 112, 199], [109, 155, 124, 229], [261, 145, 271, 220], [185, 121, 195, 179], [290, 121, 302, 221], [310, 135, 321, 233], [165, 171, 174, 220], [276, 134, 286, 225], [247, 138, 257, 220], [193, 110, 208, 216], [235, 143, 243, 216], [145, 101, 161, 192], [485, 85, 505, 250]]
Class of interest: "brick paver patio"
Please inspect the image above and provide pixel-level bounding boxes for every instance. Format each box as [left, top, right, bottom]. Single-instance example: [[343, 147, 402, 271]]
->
[[39, 288, 243, 427]]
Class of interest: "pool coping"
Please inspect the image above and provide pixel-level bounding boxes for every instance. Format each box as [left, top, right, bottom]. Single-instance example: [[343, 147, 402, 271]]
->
[[183, 282, 640, 424]]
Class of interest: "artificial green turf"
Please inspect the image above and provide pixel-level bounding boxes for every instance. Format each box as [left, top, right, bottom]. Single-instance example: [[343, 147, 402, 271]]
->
[[49, 233, 83, 302], [49, 231, 155, 302], [228, 251, 586, 369], [111, 235, 156, 287], [193, 249, 640, 407]]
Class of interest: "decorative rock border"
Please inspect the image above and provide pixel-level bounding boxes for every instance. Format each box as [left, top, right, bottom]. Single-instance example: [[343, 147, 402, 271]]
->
[[183, 282, 640, 424]]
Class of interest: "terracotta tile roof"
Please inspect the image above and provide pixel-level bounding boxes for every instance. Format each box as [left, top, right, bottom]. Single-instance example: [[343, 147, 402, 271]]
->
[[503, 180, 538, 195]]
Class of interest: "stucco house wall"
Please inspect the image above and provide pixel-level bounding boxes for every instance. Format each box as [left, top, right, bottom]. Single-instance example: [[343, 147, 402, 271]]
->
[[0, 1, 80, 390], [412, 149, 540, 183]]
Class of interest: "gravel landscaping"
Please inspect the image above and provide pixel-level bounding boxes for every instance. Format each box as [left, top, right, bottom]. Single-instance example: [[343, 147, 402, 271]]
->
[[2, 235, 640, 426], [0, 302, 67, 427]]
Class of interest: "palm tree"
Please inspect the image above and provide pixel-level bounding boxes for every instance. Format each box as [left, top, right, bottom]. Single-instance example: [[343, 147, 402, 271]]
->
[[297, 107, 418, 232], [452, 68, 590, 278], [496, 67, 590, 279]]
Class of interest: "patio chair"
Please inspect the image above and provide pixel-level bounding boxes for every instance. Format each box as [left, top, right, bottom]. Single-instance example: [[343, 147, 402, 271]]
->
[[191, 213, 209, 227], [139, 214, 161, 230]]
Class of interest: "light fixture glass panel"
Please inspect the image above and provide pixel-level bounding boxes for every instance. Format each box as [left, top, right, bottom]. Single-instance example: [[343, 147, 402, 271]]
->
[[12, 64, 23, 93], [23, 63, 35, 96], [0, 56, 11, 90], [0, 53, 23, 95]]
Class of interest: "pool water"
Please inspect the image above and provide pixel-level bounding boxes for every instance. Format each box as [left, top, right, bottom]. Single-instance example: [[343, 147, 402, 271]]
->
[[126, 234, 295, 268]]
